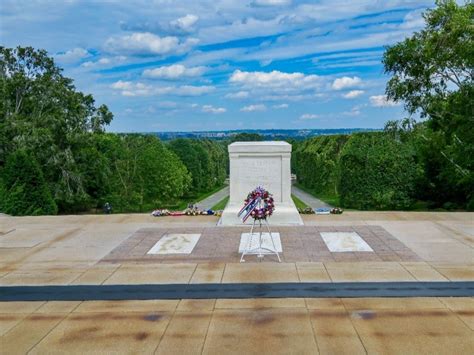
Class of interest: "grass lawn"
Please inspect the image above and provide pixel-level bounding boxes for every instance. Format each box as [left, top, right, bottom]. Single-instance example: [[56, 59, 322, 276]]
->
[[294, 183, 340, 206], [211, 196, 229, 210], [291, 194, 309, 209]]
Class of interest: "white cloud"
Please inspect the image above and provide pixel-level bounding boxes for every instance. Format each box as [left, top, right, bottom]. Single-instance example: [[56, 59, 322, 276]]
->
[[253, 0, 291, 6], [240, 104, 267, 112], [174, 85, 214, 96], [143, 64, 206, 79], [170, 14, 199, 32], [110, 80, 214, 97], [105, 32, 198, 56], [370, 95, 400, 107], [55, 47, 90, 63], [202, 105, 226, 114], [230, 70, 322, 92], [343, 104, 365, 116], [343, 90, 365, 99], [299, 113, 320, 120], [225, 91, 249, 99], [332, 76, 362, 90], [273, 103, 289, 109], [400, 9, 425, 30], [82, 56, 126, 68]]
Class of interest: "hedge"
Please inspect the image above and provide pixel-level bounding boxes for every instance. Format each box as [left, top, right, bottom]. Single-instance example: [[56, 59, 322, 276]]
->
[[338, 132, 420, 210]]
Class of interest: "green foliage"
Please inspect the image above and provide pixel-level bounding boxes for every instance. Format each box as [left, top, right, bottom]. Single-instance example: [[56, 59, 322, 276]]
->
[[211, 196, 229, 210], [293, 135, 349, 196], [230, 133, 263, 142], [383, 0, 474, 209], [0, 46, 113, 211], [291, 195, 309, 210], [95, 134, 191, 213], [0, 150, 57, 215], [339, 133, 421, 210], [168, 139, 226, 194]]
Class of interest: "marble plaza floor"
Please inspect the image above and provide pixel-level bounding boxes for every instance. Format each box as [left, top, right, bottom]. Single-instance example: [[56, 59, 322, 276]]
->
[[0, 212, 472, 353]]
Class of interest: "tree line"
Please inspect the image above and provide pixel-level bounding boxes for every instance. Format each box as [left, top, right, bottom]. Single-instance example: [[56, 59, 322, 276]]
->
[[294, 1, 473, 211], [0, 46, 228, 215]]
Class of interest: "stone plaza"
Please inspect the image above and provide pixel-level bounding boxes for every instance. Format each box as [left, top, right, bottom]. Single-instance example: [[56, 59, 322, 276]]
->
[[0, 210, 473, 353]]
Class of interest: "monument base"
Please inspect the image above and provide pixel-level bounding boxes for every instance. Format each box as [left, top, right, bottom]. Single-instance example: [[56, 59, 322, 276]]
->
[[218, 201, 304, 226]]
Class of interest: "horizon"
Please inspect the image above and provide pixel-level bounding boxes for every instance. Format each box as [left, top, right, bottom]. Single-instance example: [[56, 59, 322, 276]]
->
[[1, 0, 438, 132]]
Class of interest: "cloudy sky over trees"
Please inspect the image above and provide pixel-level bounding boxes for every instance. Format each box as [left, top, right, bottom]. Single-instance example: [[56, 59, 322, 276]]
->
[[1, 0, 438, 132]]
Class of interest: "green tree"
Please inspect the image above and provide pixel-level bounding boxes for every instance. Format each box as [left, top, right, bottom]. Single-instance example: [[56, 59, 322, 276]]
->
[[0, 150, 57, 215], [230, 133, 263, 142], [97, 134, 190, 212], [0, 46, 113, 211], [383, 0, 474, 208], [339, 133, 421, 210]]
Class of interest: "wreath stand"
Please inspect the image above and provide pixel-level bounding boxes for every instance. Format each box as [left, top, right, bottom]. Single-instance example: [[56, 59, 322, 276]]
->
[[240, 217, 281, 263]]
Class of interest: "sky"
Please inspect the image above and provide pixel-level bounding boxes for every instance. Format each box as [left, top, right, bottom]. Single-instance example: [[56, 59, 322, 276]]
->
[[0, 0, 437, 132]]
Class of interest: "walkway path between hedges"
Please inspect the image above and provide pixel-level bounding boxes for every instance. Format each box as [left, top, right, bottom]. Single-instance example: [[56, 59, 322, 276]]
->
[[291, 185, 332, 209], [197, 185, 229, 210]]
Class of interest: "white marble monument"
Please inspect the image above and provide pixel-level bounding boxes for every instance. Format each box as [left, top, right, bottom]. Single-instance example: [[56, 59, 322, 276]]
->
[[219, 141, 303, 226]]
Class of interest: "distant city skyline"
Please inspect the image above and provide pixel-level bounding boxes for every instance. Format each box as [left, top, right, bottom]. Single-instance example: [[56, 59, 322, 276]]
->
[[1, 0, 436, 132]]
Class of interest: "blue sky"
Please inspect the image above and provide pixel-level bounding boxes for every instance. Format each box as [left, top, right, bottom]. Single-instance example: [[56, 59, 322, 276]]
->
[[0, 0, 436, 132]]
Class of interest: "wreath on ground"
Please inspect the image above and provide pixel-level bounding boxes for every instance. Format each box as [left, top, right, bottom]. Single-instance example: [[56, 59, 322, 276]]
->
[[238, 186, 275, 222]]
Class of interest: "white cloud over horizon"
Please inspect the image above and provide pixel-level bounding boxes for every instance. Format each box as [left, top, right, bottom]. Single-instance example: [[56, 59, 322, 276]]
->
[[0, 0, 428, 131]]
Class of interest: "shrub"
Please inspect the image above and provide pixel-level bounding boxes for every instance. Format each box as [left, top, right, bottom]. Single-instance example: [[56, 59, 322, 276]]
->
[[293, 135, 349, 196], [338, 132, 421, 210], [0, 150, 57, 215]]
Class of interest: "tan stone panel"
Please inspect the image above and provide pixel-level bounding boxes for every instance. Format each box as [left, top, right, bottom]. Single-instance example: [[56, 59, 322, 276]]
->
[[342, 297, 446, 311], [70, 269, 117, 285], [0, 271, 83, 286], [431, 264, 474, 281], [215, 298, 306, 309], [0, 313, 28, 336], [400, 262, 448, 281], [0, 313, 68, 354], [202, 309, 317, 354], [296, 262, 331, 282], [439, 297, 474, 330], [221, 262, 299, 283], [324, 262, 415, 282], [0, 301, 44, 313], [351, 308, 474, 354], [73, 300, 178, 313], [30, 311, 172, 354], [155, 311, 212, 354], [190, 263, 225, 283], [103, 263, 197, 284], [36, 301, 82, 313], [305, 298, 345, 311], [177, 299, 216, 312], [309, 309, 366, 354]]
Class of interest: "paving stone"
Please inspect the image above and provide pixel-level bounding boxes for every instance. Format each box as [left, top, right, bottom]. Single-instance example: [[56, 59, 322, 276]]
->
[[309, 309, 366, 354], [202, 309, 317, 354], [155, 311, 212, 354]]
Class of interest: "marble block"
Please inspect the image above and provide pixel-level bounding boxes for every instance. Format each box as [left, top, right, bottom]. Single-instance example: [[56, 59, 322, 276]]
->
[[320, 232, 373, 252], [147, 234, 201, 254], [219, 141, 303, 226], [239, 232, 282, 253]]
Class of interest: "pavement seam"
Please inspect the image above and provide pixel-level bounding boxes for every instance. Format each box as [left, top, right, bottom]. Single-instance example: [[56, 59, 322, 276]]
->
[[24, 311, 70, 354], [341, 299, 369, 355], [152, 309, 175, 354], [100, 263, 124, 285], [437, 297, 474, 331]]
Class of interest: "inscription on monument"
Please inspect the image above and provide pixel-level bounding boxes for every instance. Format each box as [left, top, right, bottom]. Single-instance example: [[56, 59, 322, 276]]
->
[[238, 156, 282, 202]]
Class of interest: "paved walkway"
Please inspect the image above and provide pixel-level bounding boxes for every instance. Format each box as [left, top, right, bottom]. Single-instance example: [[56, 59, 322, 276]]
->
[[197, 185, 229, 210], [1, 213, 472, 353], [291, 184, 332, 208]]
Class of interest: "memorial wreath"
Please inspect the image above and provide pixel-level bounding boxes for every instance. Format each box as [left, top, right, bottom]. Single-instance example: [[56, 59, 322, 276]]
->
[[238, 186, 275, 223]]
